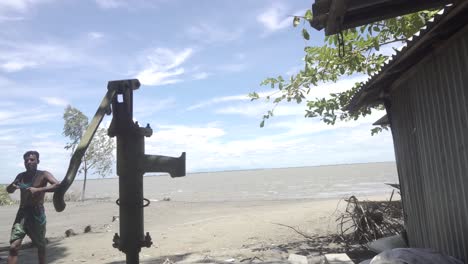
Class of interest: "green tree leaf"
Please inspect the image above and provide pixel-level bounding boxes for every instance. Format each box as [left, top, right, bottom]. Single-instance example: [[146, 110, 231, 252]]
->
[[250, 6, 439, 132], [293, 16, 300, 27], [302, 28, 310, 40], [305, 10, 313, 20], [248, 92, 260, 101]]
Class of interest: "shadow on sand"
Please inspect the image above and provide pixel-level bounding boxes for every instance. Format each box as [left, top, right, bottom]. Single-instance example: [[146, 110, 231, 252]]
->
[[0, 239, 68, 264]]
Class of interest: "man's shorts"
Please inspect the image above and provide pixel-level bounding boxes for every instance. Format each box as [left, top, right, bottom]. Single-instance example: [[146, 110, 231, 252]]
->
[[10, 206, 47, 248]]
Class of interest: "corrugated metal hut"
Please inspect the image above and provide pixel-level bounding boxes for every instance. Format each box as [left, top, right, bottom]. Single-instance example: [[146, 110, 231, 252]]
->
[[346, 2, 468, 261]]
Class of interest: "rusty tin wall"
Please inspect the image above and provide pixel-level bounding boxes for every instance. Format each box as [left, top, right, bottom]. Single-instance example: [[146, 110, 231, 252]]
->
[[390, 26, 468, 260]]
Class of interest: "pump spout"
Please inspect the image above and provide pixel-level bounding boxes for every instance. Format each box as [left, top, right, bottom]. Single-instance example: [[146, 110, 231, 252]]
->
[[143, 152, 185, 177]]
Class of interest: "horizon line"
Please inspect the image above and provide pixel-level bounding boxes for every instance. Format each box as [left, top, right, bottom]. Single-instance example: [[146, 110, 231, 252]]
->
[[56, 160, 397, 182]]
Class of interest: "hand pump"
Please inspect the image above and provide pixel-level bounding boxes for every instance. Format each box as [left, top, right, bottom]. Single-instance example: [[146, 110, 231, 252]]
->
[[53, 79, 186, 264]]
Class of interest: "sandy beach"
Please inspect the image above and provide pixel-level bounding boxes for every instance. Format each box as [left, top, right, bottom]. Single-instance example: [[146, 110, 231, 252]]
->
[[0, 196, 396, 263], [0, 163, 398, 263]]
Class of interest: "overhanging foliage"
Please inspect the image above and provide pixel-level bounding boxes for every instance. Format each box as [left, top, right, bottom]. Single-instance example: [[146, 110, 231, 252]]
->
[[250, 8, 440, 135]]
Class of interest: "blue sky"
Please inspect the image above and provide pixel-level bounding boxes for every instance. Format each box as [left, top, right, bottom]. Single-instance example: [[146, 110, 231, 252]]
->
[[0, 0, 395, 183]]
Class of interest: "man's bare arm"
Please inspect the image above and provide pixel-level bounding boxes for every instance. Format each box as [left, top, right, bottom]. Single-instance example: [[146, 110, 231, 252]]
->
[[6, 183, 18, 193], [6, 174, 21, 193], [28, 171, 60, 194]]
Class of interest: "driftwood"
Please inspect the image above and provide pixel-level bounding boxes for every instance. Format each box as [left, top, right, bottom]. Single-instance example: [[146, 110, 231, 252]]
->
[[336, 190, 404, 244], [270, 186, 404, 252], [240, 256, 263, 263], [162, 258, 175, 264], [271, 222, 316, 240]]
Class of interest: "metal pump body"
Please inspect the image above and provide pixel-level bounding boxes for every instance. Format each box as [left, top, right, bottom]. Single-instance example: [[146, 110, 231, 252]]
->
[[107, 79, 185, 263], [53, 79, 185, 264]]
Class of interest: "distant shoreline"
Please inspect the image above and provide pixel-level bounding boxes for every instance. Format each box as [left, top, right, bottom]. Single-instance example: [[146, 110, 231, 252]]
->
[[186, 160, 396, 175], [0, 161, 396, 184], [52, 160, 397, 183]]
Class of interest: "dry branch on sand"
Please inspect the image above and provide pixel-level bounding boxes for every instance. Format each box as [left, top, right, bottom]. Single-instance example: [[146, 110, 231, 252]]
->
[[336, 190, 404, 244], [271, 191, 404, 263], [272, 190, 404, 250]]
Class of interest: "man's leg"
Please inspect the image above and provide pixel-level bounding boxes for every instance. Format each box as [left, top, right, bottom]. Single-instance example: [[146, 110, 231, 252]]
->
[[7, 239, 22, 264], [9, 221, 26, 264], [30, 219, 47, 264], [38, 245, 46, 264]]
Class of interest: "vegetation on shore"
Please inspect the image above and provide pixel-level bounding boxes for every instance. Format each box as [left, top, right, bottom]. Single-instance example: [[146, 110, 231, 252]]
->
[[0, 184, 14, 206]]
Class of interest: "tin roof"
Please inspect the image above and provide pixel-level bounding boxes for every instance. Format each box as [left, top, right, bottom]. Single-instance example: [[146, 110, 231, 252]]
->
[[346, 1, 468, 113], [311, 0, 451, 35], [373, 115, 389, 126]]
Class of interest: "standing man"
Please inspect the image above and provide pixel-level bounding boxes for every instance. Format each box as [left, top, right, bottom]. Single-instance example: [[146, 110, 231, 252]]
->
[[6, 150, 60, 264]]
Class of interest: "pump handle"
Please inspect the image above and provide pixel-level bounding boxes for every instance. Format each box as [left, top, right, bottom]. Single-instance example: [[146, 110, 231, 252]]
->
[[53, 89, 117, 212]]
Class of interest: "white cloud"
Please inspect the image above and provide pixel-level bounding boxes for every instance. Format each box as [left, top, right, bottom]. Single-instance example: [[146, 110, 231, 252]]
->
[[134, 97, 176, 119], [88, 32, 104, 40], [235, 53, 246, 60], [145, 123, 306, 171], [95, 0, 126, 9], [257, 3, 294, 34], [0, 1, 28, 12], [0, 108, 60, 126], [0, 75, 12, 86], [270, 109, 387, 137], [0, 41, 82, 72], [267, 73, 366, 101], [94, 0, 165, 10], [143, 119, 393, 172], [40, 96, 69, 107], [305, 76, 367, 100], [0, 78, 87, 103], [136, 48, 193, 86], [0, 128, 25, 168], [245, 76, 366, 115], [188, 88, 307, 115], [146, 124, 226, 156], [30, 139, 69, 176], [0, 100, 16, 107], [215, 103, 268, 117], [0, 128, 20, 139], [0, 112, 59, 126], [154, 125, 225, 141], [212, 76, 369, 122], [0, 0, 53, 15], [257, 3, 307, 36], [215, 101, 304, 118], [0, 128, 69, 181], [186, 23, 243, 44], [286, 65, 303, 76], [33, 132, 56, 139], [0, 16, 25, 22], [1, 60, 37, 72], [379, 41, 405, 60], [187, 94, 249, 111], [137, 69, 184, 86], [193, 72, 210, 80], [219, 63, 247, 73]]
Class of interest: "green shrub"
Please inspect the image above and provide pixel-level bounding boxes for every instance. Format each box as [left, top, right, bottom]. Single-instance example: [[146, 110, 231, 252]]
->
[[0, 185, 14, 206]]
